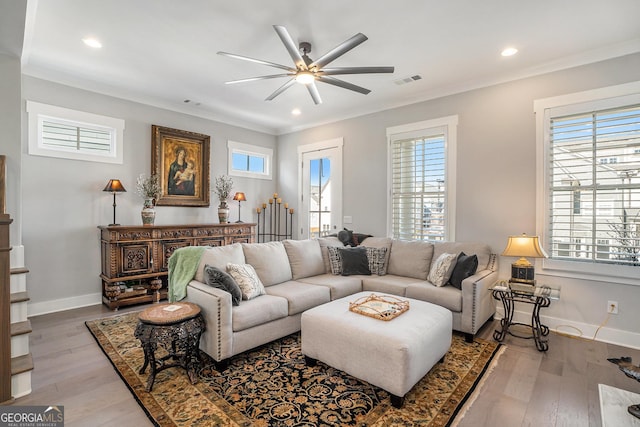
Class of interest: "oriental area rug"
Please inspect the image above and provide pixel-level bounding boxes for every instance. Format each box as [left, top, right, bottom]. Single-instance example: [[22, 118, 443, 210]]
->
[[86, 312, 504, 427]]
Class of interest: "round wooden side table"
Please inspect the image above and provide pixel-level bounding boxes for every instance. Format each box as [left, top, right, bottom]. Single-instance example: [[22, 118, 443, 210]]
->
[[134, 302, 205, 392]]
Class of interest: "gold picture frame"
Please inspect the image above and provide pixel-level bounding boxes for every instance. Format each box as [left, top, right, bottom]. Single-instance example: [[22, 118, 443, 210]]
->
[[151, 125, 210, 207]]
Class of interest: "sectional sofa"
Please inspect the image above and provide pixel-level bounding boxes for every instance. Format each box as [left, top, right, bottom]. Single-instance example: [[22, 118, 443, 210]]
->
[[181, 236, 498, 365]]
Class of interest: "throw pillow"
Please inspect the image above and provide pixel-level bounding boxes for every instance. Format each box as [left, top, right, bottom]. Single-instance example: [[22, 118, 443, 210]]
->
[[226, 263, 266, 300], [203, 264, 242, 306], [337, 228, 354, 246], [338, 247, 371, 276], [448, 252, 479, 290], [427, 252, 458, 287], [326, 246, 343, 275], [364, 246, 388, 276]]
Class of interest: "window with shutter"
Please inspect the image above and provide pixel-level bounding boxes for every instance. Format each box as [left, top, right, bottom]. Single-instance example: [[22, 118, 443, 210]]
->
[[27, 101, 124, 164], [387, 116, 457, 241]]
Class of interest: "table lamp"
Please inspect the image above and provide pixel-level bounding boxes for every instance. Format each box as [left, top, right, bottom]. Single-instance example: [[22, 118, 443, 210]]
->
[[501, 233, 548, 285], [103, 179, 126, 226], [233, 192, 246, 223]]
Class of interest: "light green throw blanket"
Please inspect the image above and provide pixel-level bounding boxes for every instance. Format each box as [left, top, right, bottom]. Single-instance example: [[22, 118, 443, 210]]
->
[[168, 246, 206, 302]]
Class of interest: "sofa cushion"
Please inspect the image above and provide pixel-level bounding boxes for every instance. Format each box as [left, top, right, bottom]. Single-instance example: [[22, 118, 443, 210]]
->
[[360, 237, 392, 274], [242, 241, 293, 286], [226, 263, 266, 300], [387, 240, 434, 280], [405, 282, 462, 312], [318, 236, 344, 274], [194, 243, 245, 283], [427, 252, 458, 287], [265, 281, 331, 315], [298, 274, 363, 300], [232, 294, 289, 332], [448, 252, 478, 290], [203, 264, 242, 306], [362, 275, 418, 296], [283, 239, 325, 280], [433, 242, 492, 271], [339, 247, 371, 276]]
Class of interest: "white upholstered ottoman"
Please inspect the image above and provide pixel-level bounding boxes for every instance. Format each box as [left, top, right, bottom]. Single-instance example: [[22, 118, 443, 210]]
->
[[301, 291, 452, 408]]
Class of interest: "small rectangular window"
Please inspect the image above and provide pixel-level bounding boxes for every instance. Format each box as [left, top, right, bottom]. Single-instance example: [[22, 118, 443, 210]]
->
[[27, 101, 124, 164], [227, 140, 272, 180]]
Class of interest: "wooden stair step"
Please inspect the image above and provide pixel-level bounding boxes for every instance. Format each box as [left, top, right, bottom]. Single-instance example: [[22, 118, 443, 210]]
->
[[10, 291, 29, 304], [10, 320, 32, 337], [10, 267, 29, 275], [11, 353, 33, 376]]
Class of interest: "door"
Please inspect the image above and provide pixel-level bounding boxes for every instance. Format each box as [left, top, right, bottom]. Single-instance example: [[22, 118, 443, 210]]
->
[[299, 144, 342, 239]]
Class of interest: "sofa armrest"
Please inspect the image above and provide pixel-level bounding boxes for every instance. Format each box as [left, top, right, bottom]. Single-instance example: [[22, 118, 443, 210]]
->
[[184, 280, 233, 362], [460, 255, 498, 336]]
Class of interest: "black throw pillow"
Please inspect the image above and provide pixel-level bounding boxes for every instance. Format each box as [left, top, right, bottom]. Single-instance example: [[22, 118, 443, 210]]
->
[[448, 252, 478, 289], [203, 264, 242, 306], [337, 228, 354, 246], [339, 247, 371, 276]]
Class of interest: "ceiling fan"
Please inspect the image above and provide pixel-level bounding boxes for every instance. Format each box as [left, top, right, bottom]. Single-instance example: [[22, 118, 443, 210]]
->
[[218, 25, 395, 105]]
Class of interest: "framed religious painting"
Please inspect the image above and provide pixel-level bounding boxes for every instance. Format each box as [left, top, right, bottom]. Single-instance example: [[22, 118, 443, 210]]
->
[[151, 125, 210, 207]]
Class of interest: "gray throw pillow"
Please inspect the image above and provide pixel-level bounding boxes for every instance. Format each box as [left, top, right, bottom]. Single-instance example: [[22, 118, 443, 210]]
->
[[339, 247, 371, 276], [203, 264, 242, 305], [448, 252, 479, 290]]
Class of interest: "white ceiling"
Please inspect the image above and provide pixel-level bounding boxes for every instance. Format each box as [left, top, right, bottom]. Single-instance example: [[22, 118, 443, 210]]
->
[[6, 0, 640, 135]]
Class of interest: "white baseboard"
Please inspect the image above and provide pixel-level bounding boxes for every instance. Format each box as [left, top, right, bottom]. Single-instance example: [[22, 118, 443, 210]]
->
[[495, 308, 640, 350], [28, 293, 102, 317]]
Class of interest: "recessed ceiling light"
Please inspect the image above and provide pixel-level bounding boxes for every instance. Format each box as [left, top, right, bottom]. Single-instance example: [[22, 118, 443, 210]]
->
[[501, 47, 518, 57], [291, 108, 301, 116], [82, 37, 102, 49]]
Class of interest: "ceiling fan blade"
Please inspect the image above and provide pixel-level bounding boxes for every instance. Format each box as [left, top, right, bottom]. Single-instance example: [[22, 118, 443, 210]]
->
[[309, 33, 368, 69], [316, 76, 371, 95], [218, 51, 295, 72], [224, 74, 293, 84], [265, 78, 297, 101], [306, 82, 322, 105], [273, 25, 306, 70], [319, 66, 394, 76]]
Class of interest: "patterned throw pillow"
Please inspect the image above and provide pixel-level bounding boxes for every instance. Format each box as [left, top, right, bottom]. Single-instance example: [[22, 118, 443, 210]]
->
[[203, 264, 242, 306], [364, 246, 388, 276], [226, 263, 266, 300], [326, 246, 343, 275], [427, 252, 458, 287]]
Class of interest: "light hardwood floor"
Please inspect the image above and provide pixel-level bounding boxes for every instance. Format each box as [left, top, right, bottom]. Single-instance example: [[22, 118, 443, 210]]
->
[[7, 304, 640, 426]]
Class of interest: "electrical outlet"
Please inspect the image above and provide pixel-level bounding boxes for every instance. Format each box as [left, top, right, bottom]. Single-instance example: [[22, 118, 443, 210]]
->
[[608, 301, 619, 315]]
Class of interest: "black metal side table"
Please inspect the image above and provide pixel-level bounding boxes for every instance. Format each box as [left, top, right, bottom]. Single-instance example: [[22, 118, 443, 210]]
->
[[491, 283, 560, 352], [134, 302, 205, 392]]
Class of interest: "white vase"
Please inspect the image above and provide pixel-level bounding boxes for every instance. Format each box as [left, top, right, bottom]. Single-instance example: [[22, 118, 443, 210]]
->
[[218, 201, 230, 224], [141, 198, 156, 226]]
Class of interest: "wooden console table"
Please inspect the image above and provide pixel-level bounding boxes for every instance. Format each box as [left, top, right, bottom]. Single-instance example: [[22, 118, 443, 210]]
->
[[99, 223, 255, 310]]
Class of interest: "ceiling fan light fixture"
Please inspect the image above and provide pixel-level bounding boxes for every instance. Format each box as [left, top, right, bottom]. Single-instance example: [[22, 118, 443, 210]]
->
[[295, 72, 315, 85]]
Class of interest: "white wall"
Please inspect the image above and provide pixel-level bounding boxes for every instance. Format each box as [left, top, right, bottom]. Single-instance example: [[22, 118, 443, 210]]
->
[[277, 53, 640, 348], [21, 76, 277, 314]]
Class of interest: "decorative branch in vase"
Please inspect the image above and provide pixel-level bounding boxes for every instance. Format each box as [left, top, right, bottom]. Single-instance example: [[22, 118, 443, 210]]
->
[[213, 175, 233, 223], [136, 173, 161, 226]]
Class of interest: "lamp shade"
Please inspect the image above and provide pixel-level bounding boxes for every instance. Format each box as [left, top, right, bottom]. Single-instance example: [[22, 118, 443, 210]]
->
[[501, 234, 547, 265], [233, 192, 246, 202], [103, 179, 126, 193]]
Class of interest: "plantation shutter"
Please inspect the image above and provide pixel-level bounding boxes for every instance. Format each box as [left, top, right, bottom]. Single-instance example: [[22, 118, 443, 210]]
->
[[391, 130, 446, 241], [41, 118, 113, 154], [548, 104, 640, 265]]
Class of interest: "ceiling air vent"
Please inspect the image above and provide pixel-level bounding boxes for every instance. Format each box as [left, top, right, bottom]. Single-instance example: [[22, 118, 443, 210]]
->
[[394, 75, 422, 85]]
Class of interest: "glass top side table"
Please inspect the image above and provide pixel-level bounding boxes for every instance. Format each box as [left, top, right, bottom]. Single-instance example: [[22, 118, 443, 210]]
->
[[490, 281, 560, 351]]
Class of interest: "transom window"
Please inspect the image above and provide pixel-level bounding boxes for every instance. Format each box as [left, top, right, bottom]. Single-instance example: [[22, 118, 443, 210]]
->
[[227, 140, 272, 180], [26, 101, 124, 164]]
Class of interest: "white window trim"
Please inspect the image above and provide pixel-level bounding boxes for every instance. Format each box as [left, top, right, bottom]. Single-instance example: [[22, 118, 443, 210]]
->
[[386, 115, 458, 241], [227, 140, 273, 180], [26, 100, 124, 164], [534, 80, 640, 286]]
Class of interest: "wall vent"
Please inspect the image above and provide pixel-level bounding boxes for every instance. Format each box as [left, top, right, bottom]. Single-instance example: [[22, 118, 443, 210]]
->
[[394, 75, 422, 85]]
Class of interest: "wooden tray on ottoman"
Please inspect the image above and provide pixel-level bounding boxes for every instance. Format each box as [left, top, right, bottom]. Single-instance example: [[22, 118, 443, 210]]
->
[[348, 294, 410, 321]]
